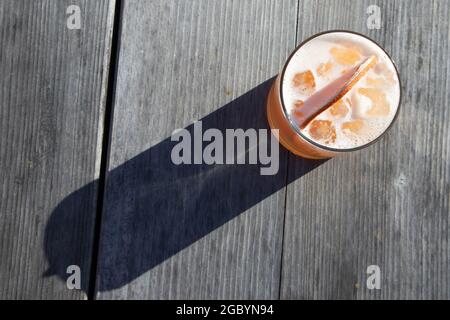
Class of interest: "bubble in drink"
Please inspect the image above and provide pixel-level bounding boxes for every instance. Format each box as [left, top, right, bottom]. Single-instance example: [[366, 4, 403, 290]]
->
[[282, 32, 400, 150]]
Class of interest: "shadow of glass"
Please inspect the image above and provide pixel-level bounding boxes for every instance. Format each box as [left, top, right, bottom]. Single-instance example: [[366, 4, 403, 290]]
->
[[43, 77, 327, 293]]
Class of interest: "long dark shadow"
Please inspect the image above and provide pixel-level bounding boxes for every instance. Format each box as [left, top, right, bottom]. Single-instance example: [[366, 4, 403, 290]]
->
[[43, 77, 327, 293]]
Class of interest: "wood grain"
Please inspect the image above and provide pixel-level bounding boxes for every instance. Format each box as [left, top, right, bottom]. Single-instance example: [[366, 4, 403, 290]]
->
[[0, 0, 115, 299], [281, 0, 450, 299], [2, 0, 448, 300], [95, 0, 298, 299]]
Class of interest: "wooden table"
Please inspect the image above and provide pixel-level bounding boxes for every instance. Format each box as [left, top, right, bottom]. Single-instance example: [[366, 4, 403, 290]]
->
[[1, 0, 449, 299]]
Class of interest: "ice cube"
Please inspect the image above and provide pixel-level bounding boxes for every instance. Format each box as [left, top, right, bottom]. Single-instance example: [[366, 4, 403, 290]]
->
[[374, 63, 397, 84], [342, 119, 365, 133], [366, 77, 386, 88], [316, 61, 334, 76], [358, 88, 390, 117], [329, 98, 350, 118], [330, 46, 362, 66], [292, 100, 306, 123], [292, 70, 316, 95], [293, 100, 304, 109], [309, 120, 337, 144]]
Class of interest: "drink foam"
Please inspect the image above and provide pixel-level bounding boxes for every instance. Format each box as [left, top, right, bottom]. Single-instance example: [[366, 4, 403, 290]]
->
[[281, 32, 400, 150]]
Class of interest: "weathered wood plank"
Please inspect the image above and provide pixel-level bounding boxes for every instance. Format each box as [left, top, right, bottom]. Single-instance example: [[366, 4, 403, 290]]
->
[[0, 0, 116, 299], [96, 0, 298, 299], [281, 0, 450, 299]]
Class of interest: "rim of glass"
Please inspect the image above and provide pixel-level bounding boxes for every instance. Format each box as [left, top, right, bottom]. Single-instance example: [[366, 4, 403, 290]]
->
[[279, 30, 402, 153]]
